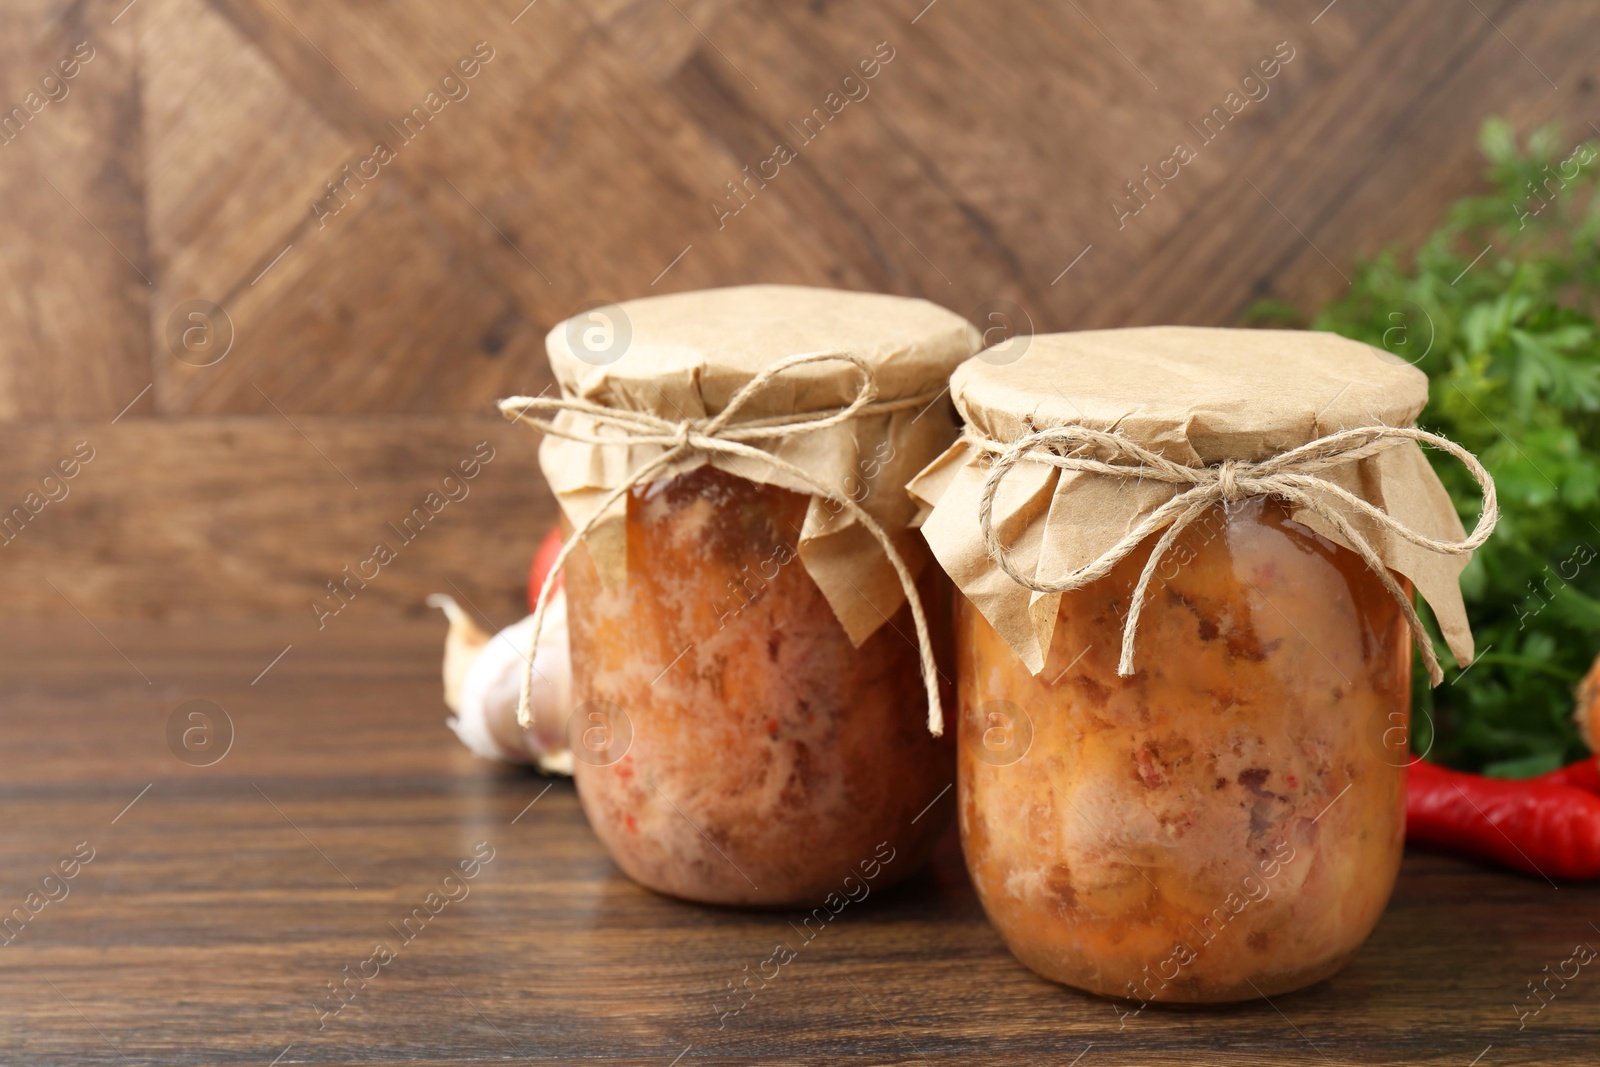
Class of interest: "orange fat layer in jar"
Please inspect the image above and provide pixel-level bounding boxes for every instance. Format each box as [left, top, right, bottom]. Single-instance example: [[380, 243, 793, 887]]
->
[[958, 497, 1410, 1003], [565, 466, 955, 907]]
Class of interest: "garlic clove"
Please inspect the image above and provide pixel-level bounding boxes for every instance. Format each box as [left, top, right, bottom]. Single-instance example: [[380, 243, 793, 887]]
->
[[537, 749, 575, 776], [430, 589, 573, 773], [425, 593, 491, 713]]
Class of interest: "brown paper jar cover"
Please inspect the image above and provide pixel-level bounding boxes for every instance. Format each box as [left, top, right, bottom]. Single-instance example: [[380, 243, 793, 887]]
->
[[540, 284, 978, 646], [907, 326, 1477, 675]]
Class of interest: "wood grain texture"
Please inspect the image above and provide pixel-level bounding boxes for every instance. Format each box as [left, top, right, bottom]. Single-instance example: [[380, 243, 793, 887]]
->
[[0, 1, 150, 419], [1, 617, 1596, 1065], [0, 417, 554, 622], [0, 0, 1597, 618]]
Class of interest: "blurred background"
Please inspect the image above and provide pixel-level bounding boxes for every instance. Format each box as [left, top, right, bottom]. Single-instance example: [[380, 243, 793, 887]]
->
[[3, 0, 1593, 631]]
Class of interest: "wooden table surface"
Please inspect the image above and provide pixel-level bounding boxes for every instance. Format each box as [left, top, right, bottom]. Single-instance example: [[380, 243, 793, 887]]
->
[[3, 617, 1597, 1067]]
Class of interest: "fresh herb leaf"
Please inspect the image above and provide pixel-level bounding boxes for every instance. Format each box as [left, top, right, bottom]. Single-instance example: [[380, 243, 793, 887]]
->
[[1254, 120, 1600, 774]]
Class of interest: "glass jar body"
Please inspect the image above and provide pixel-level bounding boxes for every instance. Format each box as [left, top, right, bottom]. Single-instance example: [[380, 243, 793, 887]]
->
[[958, 497, 1411, 1003], [565, 466, 954, 907]]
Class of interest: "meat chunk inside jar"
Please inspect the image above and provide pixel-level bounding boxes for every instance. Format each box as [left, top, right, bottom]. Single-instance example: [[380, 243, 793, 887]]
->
[[565, 466, 955, 907], [958, 497, 1410, 1002]]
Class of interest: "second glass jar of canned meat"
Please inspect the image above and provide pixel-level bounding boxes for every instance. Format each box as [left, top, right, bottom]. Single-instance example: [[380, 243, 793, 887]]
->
[[908, 326, 1489, 1001]]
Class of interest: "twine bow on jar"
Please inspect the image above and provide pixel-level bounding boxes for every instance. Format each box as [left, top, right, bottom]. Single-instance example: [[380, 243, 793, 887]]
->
[[968, 423, 1500, 685], [500, 351, 952, 736]]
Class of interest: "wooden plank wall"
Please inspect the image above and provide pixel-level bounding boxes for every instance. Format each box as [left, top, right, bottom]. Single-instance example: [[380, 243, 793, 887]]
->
[[2, 0, 1596, 626]]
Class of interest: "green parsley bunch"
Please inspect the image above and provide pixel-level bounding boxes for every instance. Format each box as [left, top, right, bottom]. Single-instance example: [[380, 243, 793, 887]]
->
[[1255, 119, 1600, 775]]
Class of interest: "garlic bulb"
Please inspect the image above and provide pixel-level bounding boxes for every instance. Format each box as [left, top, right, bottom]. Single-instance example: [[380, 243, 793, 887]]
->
[[428, 592, 573, 775]]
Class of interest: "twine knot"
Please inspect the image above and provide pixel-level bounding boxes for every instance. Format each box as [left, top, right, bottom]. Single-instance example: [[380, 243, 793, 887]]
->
[[500, 351, 951, 735], [969, 423, 1498, 686], [1216, 460, 1245, 502]]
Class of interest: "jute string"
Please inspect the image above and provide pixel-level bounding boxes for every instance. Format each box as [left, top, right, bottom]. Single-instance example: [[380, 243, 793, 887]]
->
[[500, 351, 950, 737], [969, 423, 1498, 685]]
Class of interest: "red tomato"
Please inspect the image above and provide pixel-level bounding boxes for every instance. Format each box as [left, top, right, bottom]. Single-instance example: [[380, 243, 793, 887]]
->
[[527, 526, 565, 612]]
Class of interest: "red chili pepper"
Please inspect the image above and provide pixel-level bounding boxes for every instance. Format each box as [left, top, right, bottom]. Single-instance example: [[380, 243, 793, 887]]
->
[[1406, 760, 1600, 881], [1534, 756, 1600, 795]]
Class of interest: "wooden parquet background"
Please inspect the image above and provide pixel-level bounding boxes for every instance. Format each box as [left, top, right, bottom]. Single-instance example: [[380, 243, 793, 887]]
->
[[2, 0, 1597, 624]]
